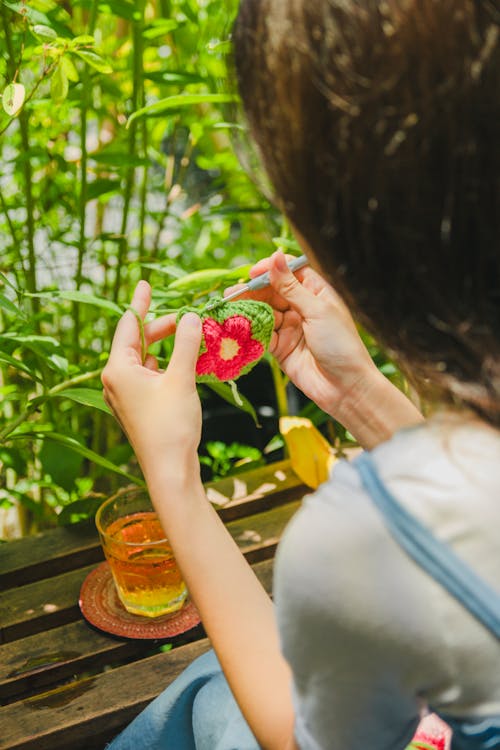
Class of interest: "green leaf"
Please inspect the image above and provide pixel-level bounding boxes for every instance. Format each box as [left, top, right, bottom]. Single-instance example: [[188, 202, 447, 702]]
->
[[48, 388, 111, 414], [32, 23, 58, 40], [205, 381, 260, 427], [71, 34, 95, 46], [127, 93, 239, 129], [57, 495, 104, 524], [168, 268, 231, 293], [142, 19, 179, 39], [60, 55, 79, 82], [86, 178, 121, 201], [51, 62, 69, 103], [10, 430, 145, 486], [0, 351, 40, 379], [40, 438, 84, 491], [73, 49, 113, 74], [143, 71, 207, 86], [2, 83, 26, 116], [27, 290, 123, 316], [0, 293, 21, 316]]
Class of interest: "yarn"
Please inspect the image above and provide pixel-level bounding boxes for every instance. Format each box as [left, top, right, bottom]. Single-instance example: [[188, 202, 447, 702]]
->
[[177, 299, 274, 382]]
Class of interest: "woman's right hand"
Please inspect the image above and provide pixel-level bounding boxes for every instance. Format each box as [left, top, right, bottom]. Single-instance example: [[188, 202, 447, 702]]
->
[[232, 250, 377, 417], [227, 251, 423, 448]]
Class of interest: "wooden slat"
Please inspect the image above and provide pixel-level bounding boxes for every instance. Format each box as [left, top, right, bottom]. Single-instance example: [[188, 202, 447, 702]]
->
[[0, 521, 103, 590], [0, 638, 212, 750], [0, 558, 274, 704], [0, 460, 306, 589], [0, 559, 275, 750]]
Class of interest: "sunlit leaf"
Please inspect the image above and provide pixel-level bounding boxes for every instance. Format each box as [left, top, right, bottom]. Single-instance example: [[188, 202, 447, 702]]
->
[[73, 49, 113, 74], [32, 23, 58, 40], [168, 268, 231, 293], [2, 83, 25, 116], [27, 290, 123, 316], [48, 387, 111, 414], [60, 55, 79, 82], [279, 417, 337, 489], [50, 62, 69, 103]]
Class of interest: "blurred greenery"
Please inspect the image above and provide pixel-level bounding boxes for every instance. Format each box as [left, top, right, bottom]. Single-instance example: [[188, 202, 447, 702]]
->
[[0, 0, 403, 536]]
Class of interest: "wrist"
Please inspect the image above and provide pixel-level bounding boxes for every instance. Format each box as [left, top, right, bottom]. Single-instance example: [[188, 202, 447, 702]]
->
[[333, 367, 423, 450], [139, 449, 202, 493]]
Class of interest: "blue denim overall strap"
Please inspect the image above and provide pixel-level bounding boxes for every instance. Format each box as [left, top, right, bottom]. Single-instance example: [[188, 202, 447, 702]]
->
[[354, 451, 500, 639], [354, 451, 500, 749]]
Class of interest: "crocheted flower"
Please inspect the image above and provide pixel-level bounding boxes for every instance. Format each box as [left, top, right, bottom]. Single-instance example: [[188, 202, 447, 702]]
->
[[177, 299, 274, 382], [408, 730, 447, 750]]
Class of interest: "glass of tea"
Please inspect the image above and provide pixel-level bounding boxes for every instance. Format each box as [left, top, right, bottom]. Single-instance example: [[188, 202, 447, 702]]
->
[[95, 489, 187, 618]]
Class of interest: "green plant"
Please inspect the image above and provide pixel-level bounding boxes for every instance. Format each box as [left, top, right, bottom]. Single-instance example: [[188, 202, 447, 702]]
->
[[0, 0, 282, 535]]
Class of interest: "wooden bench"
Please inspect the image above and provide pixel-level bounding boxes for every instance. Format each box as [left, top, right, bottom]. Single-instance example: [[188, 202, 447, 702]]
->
[[0, 459, 310, 750]]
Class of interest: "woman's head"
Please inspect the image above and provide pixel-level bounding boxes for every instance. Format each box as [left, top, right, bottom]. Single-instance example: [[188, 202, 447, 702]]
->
[[233, 0, 500, 422]]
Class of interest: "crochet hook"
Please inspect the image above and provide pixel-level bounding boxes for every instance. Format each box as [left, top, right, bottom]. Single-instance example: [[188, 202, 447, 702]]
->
[[206, 254, 309, 310]]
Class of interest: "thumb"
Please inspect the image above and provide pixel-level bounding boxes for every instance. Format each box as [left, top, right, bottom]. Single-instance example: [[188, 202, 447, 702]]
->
[[167, 313, 202, 384], [269, 251, 319, 317]]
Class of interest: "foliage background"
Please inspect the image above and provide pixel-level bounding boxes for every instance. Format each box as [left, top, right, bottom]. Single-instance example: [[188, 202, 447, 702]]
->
[[0, 0, 402, 537]]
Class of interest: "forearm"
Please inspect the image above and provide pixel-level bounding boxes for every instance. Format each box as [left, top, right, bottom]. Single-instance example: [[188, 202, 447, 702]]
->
[[144, 463, 295, 750], [334, 369, 423, 450]]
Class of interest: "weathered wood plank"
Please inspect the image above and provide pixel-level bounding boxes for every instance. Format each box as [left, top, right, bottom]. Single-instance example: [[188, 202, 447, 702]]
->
[[0, 558, 274, 703], [0, 460, 306, 589], [0, 638, 212, 750]]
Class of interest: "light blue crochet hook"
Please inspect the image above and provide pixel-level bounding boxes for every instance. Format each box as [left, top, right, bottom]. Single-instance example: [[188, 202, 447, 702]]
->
[[206, 254, 309, 310]]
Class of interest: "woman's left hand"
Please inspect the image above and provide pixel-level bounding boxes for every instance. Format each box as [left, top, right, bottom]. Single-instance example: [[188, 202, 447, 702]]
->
[[101, 281, 203, 481]]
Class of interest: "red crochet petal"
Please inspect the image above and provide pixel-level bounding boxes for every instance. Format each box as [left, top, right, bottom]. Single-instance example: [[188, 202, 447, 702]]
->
[[220, 315, 253, 341]]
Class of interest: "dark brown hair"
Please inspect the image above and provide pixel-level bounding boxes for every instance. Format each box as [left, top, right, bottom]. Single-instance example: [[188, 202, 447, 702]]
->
[[233, 0, 500, 423]]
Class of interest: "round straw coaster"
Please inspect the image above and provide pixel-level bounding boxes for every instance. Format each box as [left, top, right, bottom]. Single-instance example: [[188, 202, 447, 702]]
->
[[79, 562, 201, 640]]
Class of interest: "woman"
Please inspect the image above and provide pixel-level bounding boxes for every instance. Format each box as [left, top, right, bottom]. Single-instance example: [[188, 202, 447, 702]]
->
[[103, 1, 500, 748]]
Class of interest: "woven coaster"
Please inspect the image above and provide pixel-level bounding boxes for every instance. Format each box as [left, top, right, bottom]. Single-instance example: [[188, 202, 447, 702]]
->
[[177, 299, 274, 382]]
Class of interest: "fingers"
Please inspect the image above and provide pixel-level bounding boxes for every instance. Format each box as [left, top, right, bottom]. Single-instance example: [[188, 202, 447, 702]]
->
[[268, 251, 321, 318], [109, 281, 152, 356], [143, 313, 177, 346], [166, 313, 202, 387]]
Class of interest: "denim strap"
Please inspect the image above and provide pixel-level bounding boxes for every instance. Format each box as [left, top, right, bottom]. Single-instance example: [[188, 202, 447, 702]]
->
[[354, 452, 500, 640]]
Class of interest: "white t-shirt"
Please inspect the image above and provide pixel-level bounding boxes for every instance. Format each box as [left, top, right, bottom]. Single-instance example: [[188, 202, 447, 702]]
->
[[274, 414, 500, 750]]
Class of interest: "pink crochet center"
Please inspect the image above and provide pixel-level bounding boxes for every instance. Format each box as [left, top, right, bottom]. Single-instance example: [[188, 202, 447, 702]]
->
[[196, 315, 264, 381]]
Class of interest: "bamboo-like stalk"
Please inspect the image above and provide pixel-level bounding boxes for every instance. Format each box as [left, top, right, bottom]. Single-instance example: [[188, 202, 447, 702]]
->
[[112, 2, 145, 302], [1, 7, 39, 325], [73, 0, 99, 357]]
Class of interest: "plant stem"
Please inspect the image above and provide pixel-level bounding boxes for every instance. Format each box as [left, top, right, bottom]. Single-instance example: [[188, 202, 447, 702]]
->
[[113, 2, 145, 302], [1, 6, 39, 325], [268, 356, 289, 418], [0, 186, 26, 282], [74, 0, 99, 357]]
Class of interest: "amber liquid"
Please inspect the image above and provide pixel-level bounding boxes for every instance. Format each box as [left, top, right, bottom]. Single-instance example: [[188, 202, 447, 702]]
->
[[103, 512, 187, 617]]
